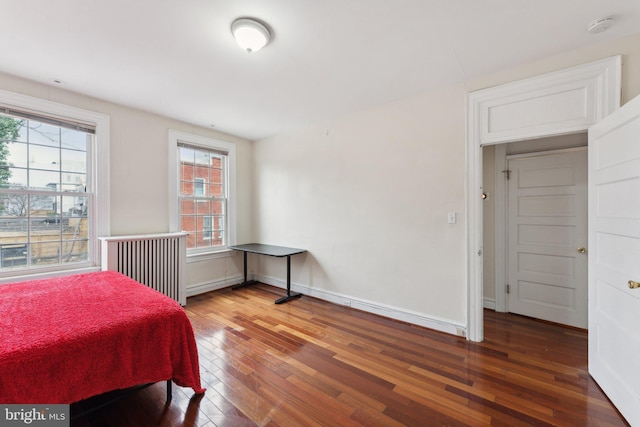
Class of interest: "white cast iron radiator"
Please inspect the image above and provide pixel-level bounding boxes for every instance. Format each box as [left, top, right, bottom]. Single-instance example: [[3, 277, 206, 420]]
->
[[99, 233, 187, 305]]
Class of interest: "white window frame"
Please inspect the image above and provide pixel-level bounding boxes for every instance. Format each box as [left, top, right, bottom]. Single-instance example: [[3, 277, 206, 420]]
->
[[0, 89, 110, 282], [168, 129, 236, 261]]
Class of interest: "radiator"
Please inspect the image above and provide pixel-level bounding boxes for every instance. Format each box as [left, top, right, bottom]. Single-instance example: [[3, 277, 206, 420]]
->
[[100, 233, 187, 305]]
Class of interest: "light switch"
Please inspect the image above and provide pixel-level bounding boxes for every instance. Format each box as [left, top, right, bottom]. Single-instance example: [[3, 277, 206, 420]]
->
[[448, 212, 456, 224]]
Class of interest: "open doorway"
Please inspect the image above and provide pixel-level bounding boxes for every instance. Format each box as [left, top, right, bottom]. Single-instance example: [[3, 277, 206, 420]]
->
[[465, 56, 620, 342], [482, 133, 588, 328]]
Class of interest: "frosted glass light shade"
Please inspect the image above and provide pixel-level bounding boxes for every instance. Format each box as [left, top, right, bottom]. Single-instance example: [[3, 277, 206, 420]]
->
[[231, 18, 270, 53]]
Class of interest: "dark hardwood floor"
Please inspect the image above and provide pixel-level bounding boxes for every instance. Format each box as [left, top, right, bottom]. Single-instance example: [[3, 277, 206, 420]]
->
[[71, 283, 629, 426]]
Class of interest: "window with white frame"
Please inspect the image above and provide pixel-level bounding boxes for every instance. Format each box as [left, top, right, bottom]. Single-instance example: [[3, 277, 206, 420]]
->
[[169, 130, 236, 256], [0, 90, 109, 277]]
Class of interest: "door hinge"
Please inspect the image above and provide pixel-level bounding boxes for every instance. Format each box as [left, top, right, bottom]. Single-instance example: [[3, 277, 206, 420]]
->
[[502, 169, 511, 180], [506, 284, 510, 294]]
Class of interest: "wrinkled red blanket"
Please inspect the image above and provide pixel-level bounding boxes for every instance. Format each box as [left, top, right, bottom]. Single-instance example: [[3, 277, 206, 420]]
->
[[0, 271, 205, 404]]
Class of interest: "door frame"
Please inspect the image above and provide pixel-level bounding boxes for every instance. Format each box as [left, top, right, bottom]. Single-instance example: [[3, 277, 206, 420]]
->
[[466, 56, 621, 342]]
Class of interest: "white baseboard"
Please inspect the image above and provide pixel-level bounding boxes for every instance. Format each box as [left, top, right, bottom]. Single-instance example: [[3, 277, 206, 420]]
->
[[483, 298, 496, 310], [255, 273, 467, 338], [186, 274, 244, 297]]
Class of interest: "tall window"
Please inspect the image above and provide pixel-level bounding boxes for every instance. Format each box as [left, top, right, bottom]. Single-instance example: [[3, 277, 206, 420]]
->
[[0, 96, 108, 277], [169, 130, 236, 257]]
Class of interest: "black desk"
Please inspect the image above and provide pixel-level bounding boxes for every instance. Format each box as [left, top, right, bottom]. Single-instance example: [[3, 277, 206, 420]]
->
[[230, 243, 307, 304]]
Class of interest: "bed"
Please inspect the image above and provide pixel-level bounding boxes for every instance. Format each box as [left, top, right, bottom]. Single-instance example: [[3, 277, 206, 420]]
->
[[0, 271, 205, 404]]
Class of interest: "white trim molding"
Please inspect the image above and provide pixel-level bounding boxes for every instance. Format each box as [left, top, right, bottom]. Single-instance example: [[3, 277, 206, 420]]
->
[[483, 298, 496, 310], [186, 273, 245, 297], [256, 273, 467, 338], [471, 57, 621, 145], [466, 56, 621, 342]]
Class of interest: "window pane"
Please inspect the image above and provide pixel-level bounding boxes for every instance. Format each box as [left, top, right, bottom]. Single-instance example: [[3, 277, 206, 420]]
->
[[31, 242, 60, 266], [181, 215, 196, 234], [181, 199, 195, 215], [29, 170, 60, 190], [211, 200, 223, 215], [212, 215, 224, 246], [195, 216, 209, 248], [61, 195, 87, 217], [196, 200, 211, 216], [182, 215, 196, 249], [0, 243, 28, 269], [6, 141, 27, 168], [15, 121, 27, 142], [65, 219, 88, 240], [30, 194, 59, 223], [179, 147, 195, 163], [0, 194, 28, 236], [208, 184, 222, 197], [29, 144, 60, 172], [5, 167, 27, 188], [1, 192, 28, 216], [61, 173, 86, 191], [185, 233, 196, 249], [61, 128, 87, 150], [194, 178, 205, 196], [28, 121, 60, 147], [195, 151, 210, 165], [203, 216, 212, 239], [209, 166, 222, 184], [0, 117, 27, 143], [181, 180, 193, 196], [61, 239, 88, 263], [61, 148, 87, 173]]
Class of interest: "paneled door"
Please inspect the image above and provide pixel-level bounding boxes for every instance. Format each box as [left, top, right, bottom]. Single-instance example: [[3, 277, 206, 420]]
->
[[588, 94, 640, 426], [507, 149, 588, 328]]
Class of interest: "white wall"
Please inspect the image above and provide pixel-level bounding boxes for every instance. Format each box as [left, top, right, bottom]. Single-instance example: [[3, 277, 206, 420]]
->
[[254, 85, 468, 330], [254, 31, 640, 336], [0, 72, 253, 291]]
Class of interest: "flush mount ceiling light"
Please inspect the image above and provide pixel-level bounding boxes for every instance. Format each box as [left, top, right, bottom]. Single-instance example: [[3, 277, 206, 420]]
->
[[231, 18, 271, 53], [588, 17, 614, 34]]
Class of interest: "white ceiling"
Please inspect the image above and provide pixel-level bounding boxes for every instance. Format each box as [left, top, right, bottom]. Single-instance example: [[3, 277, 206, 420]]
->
[[1, 1, 639, 140]]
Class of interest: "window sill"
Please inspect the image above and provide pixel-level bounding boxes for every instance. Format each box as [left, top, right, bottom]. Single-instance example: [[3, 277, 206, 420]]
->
[[0, 265, 101, 285], [186, 248, 236, 264]]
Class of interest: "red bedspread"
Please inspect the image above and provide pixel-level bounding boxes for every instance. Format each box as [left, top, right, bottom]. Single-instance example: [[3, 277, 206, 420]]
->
[[0, 271, 205, 404]]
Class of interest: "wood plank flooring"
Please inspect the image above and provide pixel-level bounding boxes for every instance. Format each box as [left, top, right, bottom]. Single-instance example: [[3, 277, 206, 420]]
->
[[71, 283, 629, 426]]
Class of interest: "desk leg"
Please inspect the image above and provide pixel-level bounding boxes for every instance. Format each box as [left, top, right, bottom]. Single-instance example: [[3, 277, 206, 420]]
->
[[232, 251, 257, 289], [275, 255, 302, 304]]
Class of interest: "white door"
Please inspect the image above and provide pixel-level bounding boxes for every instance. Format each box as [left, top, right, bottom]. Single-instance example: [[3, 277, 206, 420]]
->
[[507, 149, 588, 328], [589, 94, 640, 426]]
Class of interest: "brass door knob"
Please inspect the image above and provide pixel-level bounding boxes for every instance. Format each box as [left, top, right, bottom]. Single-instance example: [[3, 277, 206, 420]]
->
[[629, 280, 640, 289], [577, 247, 586, 254]]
